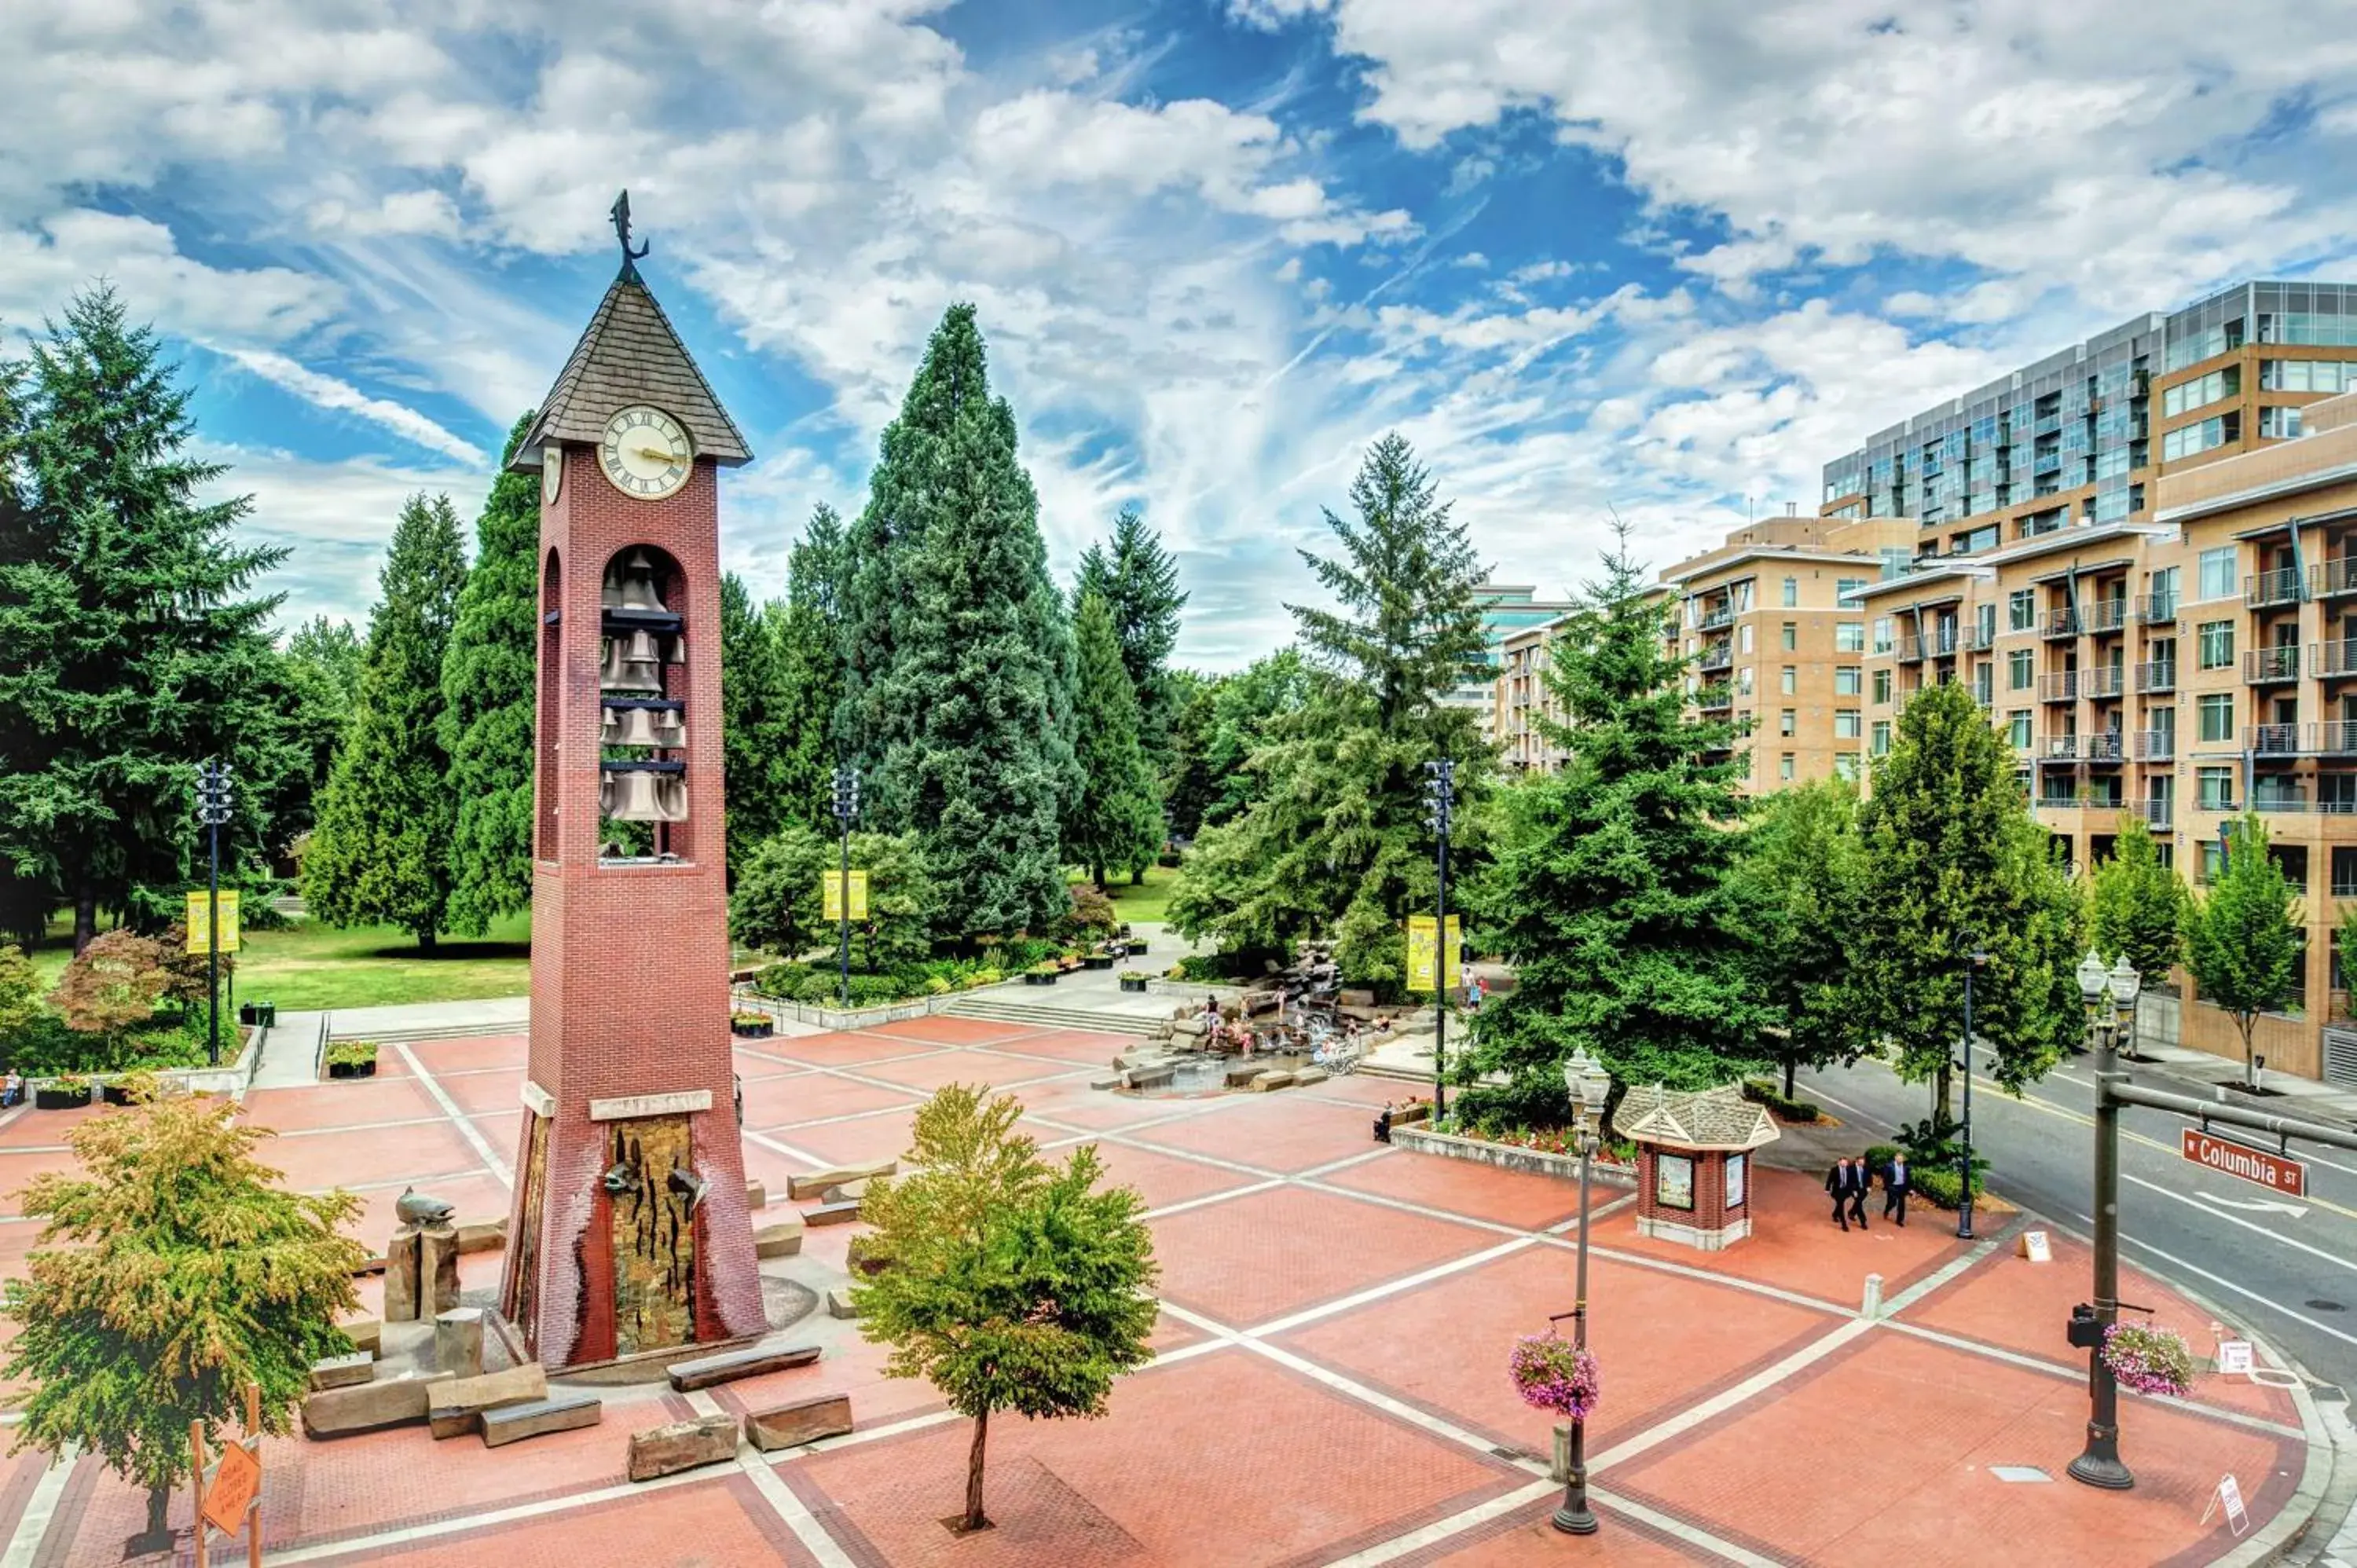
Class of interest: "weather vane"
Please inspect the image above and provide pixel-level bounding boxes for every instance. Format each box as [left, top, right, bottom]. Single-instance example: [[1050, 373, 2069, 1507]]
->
[[610, 189, 651, 280]]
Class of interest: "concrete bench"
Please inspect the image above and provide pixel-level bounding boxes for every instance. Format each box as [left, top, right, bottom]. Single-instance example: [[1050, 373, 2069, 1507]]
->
[[628, 1414, 739, 1482], [746, 1394, 853, 1453], [482, 1394, 603, 1448], [665, 1343, 821, 1392], [805, 1200, 862, 1226]]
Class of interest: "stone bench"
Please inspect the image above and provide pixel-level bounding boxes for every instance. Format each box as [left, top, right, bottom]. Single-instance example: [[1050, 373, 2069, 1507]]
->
[[746, 1394, 853, 1453], [1252, 1070, 1295, 1092], [628, 1414, 739, 1482], [805, 1200, 862, 1226], [482, 1394, 603, 1449], [753, 1214, 805, 1258], [786, 1160, 895, 1200], [665, 1343, 821, 1393], [309, 1352, 372, 1391], [301, 1371, 453, 1438], [427, 1363, 548, 1439]]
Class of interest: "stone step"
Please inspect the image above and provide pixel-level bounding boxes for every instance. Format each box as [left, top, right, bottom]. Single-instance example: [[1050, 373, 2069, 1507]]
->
[[937, 997, 1164, 1037], [666, 1343, 821, 1393], [482, 1394, 603, 1448]]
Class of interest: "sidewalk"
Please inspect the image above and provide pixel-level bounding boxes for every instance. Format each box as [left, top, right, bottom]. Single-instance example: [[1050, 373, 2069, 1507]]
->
[[2130, 1042, 2357, 1128]]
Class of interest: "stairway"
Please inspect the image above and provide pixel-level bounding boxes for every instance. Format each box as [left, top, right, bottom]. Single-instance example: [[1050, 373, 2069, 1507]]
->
[[938, 994, 1168, 1038]]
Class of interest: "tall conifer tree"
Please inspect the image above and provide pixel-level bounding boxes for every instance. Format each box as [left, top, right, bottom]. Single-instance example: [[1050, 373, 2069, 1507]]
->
[[1069, 589, 1163, 887], [1076, 507, 1187, 780], [304, 495, 467, 947], [720, 571, 795, 874], [776, 504, 849, 830], [439, 415, 541, 933]]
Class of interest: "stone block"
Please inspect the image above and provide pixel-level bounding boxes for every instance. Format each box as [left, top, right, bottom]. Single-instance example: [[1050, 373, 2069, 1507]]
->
[[666, 1343, 821, 1392], [1225, 1064, 1265, 1088], [454, 1218, 507, 1255], [786, 1160, 896, 1200], [805, 1200, 862, 1226], [626, 1415, 739, 1482], [419, 1224, 461, 1316], [746, 1179, 767, 1211], [301, 1370, 453, 1438], [1171, 1017, 1204, 1037], [435, 1306, 486, 1377], [827, 1288, 860, 1321], [309, 1352, 373, 1391], [1123, 1067, 1175, 1091], [343, 1319, 383, 1357], [753, 1214, 805, 1258], [1293, 1066, 1329, 1085], [1252, 1070, 1293, 1092], [819, 1178, 869, 1203], [1089, 1075, 1124, 1091], [746, 1394, 853, 1453], [1338, 988, 1375, 1009], [383, 1224, 422, 1323], [481, 1394, 602, 1448], [427, 1363, 548, 1439]]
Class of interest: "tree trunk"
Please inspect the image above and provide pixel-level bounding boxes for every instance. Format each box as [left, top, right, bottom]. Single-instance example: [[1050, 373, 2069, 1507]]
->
[[1933, 1063, 1952, 1125], [1131, 864, 1146, 886], [72, 885, 97, 955], [417, 927, 436, 953], [964, 1408, 990, 1531], [146, 1483, 169, 1537], [1782, 1053, 1797, 1101], [1091, 860, 1106, 890], [2242, 1017, 2258, 1088]]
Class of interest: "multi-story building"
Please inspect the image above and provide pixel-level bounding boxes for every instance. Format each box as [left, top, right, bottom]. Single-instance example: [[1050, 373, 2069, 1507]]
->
[[1855, 387, 2357, 1087], [1448, 582, 1579, 733], [1495, 618, 1570, 771], [1655, 513, 1919, 792]]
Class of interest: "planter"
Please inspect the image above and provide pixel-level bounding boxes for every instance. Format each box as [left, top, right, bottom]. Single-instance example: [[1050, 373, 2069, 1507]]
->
[[730, 1019, 775, 1039], [1127, 940, 1148, 956], [1391, 1124, 1637, 1187], [1082, 955, 1116, 971], [327, 1059, 378, 1080], [34, 1086, 89, 1111], [1120, 977, 1149, 995], [99, 1082, 134, 1108], [1024, 970, 1059, 987]]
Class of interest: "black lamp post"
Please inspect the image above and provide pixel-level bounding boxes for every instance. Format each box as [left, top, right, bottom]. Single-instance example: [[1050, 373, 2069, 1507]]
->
[[830, 764, 860, 1009], [1552, 1046, 1611, 1536], [196, 762, 234, 1067], [1956, 947, 1990, 1240], [1422, 759, 1456, 1118], [2069, 947, 2139, 1489]]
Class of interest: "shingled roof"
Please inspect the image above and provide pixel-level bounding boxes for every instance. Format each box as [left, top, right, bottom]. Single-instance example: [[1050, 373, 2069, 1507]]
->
[[1609, 1082, 1780, 1152], [510, 270, 750, 471]]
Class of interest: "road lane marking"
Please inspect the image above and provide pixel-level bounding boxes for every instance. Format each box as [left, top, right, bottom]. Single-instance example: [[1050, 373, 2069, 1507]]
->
[[2115, 1231, 2357, 1353], [2122, 1172, 2357, 1278]]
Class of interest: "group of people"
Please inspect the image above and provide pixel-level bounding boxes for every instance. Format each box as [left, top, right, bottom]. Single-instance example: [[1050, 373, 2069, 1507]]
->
[[1824, 1152, 1912, 1230]]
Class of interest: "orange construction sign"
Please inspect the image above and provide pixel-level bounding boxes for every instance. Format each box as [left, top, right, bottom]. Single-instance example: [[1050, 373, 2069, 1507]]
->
[[200, 1440, 258, 1537]]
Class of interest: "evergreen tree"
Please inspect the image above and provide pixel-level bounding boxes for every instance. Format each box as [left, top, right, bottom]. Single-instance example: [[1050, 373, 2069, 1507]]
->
[[1853, 680, 2082, 1116], [303, 495, 467, 947], [721, 570, 795, 874], [1068, 589, 1163, 886], [0, 287, 288, 951], [1168, 436, 1490, 986], [1076, 507, 1188, 793], [2184, 814, 2304, 1090], [1460, 524, 1767, 1115], [1733, 781, 1869, 1098], [238, 618, 361, 875], [852, 306, 1076, 940], [439, 415, 541, 934], [2088, 811, 2190, 988], [775, 504, 849, 830]]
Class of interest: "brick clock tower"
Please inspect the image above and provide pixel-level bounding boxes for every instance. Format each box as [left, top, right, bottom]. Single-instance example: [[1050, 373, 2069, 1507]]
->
[[500, 196, 766, 1368]]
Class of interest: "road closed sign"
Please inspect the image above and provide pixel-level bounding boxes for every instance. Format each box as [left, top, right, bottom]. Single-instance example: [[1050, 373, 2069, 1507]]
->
[[2180, 1129, 2308, 1198]]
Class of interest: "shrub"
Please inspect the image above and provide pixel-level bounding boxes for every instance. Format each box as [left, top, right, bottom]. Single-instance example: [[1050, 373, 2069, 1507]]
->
[[1025, 962, 1058, 977], [324, 1040, 379, 1071], [0, 946, 41, 1044], [1741, 1078, 1820, 1123], [1863, 1143, 1900, 1173], [153, 922, 235, 1010], [50, 931, 169, 1046], [1911, 1165, 1985, 1210], [1116, 970, 1153, 983], [1061, 883, 1119, 939]]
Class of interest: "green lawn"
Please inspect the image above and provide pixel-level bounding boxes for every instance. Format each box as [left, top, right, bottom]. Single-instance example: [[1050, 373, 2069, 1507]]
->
[[1086, 863, 1180, 925], [20, 912, 533, 1013]]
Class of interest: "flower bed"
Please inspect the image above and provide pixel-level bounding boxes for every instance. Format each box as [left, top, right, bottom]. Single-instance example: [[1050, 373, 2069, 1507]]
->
[[728, 1011, 775, 1039], [1391, 1123, 1636, 1186]]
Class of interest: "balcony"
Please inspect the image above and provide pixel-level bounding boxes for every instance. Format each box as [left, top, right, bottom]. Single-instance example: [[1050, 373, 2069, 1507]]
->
[[2041, 735, 2080, 762], [2245, 723, 2300, 756], [2038, 670, 2080, 702], [1698, 641, 1733, 672], [1923, 626, 1962, 658], [1895, 636, 1926, 665], [2080, 599, 2128, 635], [1959, 625, 1995, 652], [2084, 731, 2125, 763], [2244, 644, 2302, 683], [2042, 607, 2080, 639], [2315, 639, 2357, 679], [2253, 792, 2311, 813], [2083, 665, 2125, 699], [2313, 557, 2357, 599], [1699, 605, 1736, 632], [2132, 729, 2175, 760], [2315, 722, 2357, 755], [2134, 595, 2180, 626], [2133, 659, 2177, 694], [2246, 566, 2303, 607], [2128, 797, 2175, 830], [1696, 687, 1734, 713], [2036, 792, 2080, 809]]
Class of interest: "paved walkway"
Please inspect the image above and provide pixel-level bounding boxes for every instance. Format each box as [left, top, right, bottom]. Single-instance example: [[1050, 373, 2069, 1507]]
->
[[0, 1011, 2327, 1566]]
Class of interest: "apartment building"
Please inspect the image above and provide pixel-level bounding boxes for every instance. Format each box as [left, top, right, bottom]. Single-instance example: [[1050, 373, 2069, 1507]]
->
[[1655, 514, 1919, 792], [1495, 619, 1569, 772], [1855, 388, 2357, 1087], [1446, 582, 1580, 733]]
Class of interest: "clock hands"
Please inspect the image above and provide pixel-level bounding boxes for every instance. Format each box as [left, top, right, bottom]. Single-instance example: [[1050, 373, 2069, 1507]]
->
[[633, 447, 681, 464]]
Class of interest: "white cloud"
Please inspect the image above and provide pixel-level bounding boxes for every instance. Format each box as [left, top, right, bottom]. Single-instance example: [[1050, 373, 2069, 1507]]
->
[[216, 348, 483, 465]]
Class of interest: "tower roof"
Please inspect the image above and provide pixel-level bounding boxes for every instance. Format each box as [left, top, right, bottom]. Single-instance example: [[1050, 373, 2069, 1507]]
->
[[511, 272, 751, 471]]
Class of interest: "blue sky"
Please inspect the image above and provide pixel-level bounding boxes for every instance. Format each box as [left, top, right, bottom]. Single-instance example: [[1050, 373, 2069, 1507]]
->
[[7, 0, 2356, 668]]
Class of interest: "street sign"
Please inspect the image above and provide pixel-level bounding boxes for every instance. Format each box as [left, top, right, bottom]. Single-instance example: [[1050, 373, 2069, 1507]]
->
[[2180, 1128, 2307, 1198], [1406, 914, 1461, 993], [820, 870, 868, 922], [200, 1439, 259, 1536], [185, 891, 240, 953], [2018, 1229, 2051, 1263], [2216, 1339, 2253, 1375]]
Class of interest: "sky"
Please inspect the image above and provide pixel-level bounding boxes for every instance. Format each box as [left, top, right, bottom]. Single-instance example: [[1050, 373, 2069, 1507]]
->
[[8, 0, 2357, 670]]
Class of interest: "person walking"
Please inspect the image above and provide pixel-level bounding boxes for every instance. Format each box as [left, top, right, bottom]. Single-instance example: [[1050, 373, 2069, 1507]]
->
[[1824, 1156, 1856, 1231], [1883, 1151, 1911, 1227], [1847, 1153, 1872, 1231]]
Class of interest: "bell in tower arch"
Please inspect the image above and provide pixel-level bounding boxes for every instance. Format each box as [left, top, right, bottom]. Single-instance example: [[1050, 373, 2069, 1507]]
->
[[605, 550, 668, 613]]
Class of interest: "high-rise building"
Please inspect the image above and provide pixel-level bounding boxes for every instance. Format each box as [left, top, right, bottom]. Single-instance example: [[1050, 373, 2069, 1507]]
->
[[1448, 582, 1578, 731]]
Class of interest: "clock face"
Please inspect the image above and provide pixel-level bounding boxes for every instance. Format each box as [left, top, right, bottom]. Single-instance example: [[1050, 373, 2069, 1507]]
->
[[541, 445, 563, 504], [599, 406, 693, 500]]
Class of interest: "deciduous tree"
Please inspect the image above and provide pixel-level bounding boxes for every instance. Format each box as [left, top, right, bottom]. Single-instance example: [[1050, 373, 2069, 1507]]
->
[[2088, 811, 2190, 989], [728, 826, 929, 969], [48, 929, 169, 1052], [2184, 813, 2304, 1090], [1734, 781, 1869, 1099]]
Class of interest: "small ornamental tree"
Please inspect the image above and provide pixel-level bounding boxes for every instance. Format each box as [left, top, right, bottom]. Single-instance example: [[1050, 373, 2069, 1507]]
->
[[2183, 813, 2304, 1090], [0, 944, 41, 1043], [2088, 814, 2189, 989], [852, 1084, 1157, 1533], [2, 1083, 364, 1547], [49, 929, 169, 1055]]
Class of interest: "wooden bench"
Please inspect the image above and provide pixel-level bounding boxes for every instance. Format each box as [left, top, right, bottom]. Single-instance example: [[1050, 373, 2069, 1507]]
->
[[665, 1343, 821, 1393]]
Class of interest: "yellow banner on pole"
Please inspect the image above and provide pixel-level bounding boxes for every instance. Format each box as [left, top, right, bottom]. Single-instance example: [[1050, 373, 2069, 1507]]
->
[[821, 870, 870, 922], [1406, 914, 1461, 993], [185, 890, 241, 954]]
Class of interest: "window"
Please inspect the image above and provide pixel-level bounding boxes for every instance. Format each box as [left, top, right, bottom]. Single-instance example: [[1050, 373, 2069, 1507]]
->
[[1739, 624, 1754, 654], [1832, 753, 1860, 782], [2009, 588, 2035, 630], [1872, 617, 1894, 654], [2149, 566, 2178, 618], [1782, 577, 1798, 607], [2260, 359, 2354, 394], [2161, 366, 2239, 418], [1781, 621, 1797, 651], [1972, 663, 1992, 705], [2165, 415, 2238, 463], [1779, 753, 1796, 782], [1780, 709, 1796, 737], [1835, 666, 1861, 696], [2198, 841, 2226, 884], [2198, 766, 2235, 811], [2008, 648, 2033, 689], [1738, 667, 1754, 694], [1835, 709, 1861, 740], [1872, 669, 1892, 704], [2260, 406, 2304, 440], [2198, 692, 2234, 742], [1835, 622, 1864, 653], [1977, 603, 1997, 643], [2008, 710, 2033, 750], [2198, 620, 2234, 669], [2198, 547, 2237, 601], [1780, 666, 1797, 695], [1871, 720, 1892, 757], [1836, 577, 1867, 606]]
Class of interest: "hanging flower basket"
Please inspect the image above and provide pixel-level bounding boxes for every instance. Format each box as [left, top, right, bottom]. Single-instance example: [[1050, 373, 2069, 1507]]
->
[[1510, 1332, 1601, 1420], [2102, 1321, 2198, 1398]]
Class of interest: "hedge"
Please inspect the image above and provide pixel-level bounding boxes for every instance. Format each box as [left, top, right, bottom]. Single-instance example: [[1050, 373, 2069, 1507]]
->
[[1741, 1078, 1820, 1123]]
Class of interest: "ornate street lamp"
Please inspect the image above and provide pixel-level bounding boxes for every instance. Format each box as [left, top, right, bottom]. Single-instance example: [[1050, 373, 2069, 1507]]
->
[[1552, 1047, 1611, 1536], [2069, 947, 2134, 1489]]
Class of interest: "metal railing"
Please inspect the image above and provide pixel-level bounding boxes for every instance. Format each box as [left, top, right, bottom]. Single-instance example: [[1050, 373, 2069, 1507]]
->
[[2084, 665, 2125, 699], [2133, 595, 2179, 626], [2128, 797, 2174, 829], [2084, 731, 2124, 762], [2043, 735, 2081, 761], [2315, 721, 2357, 755], [1699, 605, 1735, 631], [2132, 730, 2173, 760], [2253, 793, 2312, 812], [2315, 639, 2357, 678], [2312, 557, 2357, 599], [1695, 686, 1735, 712], [2043, 607, 2081, 639], [2039, 670, 2080, 702], [1895, 636, 1926, 664], [1698, 641, 1733, 672], [2081, 599, 2128, 635], [2245, 722, 2300, 755], [2246, 566, 2303, 607], [2244, 644, 2301, 683], [2133, 660, 2177, 693]]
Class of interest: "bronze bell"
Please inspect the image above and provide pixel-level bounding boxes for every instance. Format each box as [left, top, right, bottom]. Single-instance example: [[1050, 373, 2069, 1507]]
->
[[615, 551, 666, 612], [603, 705, 673, 747], [651, 773, 689, 822], [599, 637, 662, 693], [648, 705, 686, 746]]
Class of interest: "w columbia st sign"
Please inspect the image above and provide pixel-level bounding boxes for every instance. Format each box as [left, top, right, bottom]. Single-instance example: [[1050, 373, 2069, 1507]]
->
[[2180, 1128, 2308, 1198]]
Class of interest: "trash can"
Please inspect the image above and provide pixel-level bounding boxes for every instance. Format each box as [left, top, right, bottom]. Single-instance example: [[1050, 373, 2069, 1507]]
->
[[257, 1002, 277, 1028], [238, 1002, 258, 1026]]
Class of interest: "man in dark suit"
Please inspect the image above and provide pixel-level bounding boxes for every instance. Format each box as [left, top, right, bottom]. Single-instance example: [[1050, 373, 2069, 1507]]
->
[[1847, 1153, 1871, 1230], [1883, 1152, 1911, 1227], [1824, 1157, 1856, 1230]]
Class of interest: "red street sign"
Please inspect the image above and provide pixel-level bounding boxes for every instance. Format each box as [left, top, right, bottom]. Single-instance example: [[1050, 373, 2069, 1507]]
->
[[2181, 1129, 2308, 1198]]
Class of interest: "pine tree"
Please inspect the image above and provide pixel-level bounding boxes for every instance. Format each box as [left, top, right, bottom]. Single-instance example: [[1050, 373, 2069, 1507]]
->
[[439, 415, 541, 935], [1069, 589, 1163, 886], [1853, 680, 2082, 1116], [1733, 781, 1869, 1099], [303, 494, 467, 947], [1168, 435, 1490, 986], [852, 306, 1076, 940], [1076, 507, 1188, 786], [1460, 524, 1768, 1115], [0, 287, 289, 951], [775, 504, 849, 830], [2184, 813, 2304, 1090], [721, 571, 795, 874]]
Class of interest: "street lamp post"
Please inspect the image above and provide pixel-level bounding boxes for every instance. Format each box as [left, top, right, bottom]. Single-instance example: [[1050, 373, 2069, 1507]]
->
[[1422, 760, 1456, 1118], [2069, 948, 2140, 1490], [1956, 948, 1989, 1240], [196, 762, 234, 1068], [830, 765, 860, 1010], [1552, 1047, 1611, 1537]]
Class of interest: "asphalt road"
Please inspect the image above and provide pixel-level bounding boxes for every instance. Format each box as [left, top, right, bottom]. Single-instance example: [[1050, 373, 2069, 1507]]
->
[[1798, 1053, 2357, 1394]]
